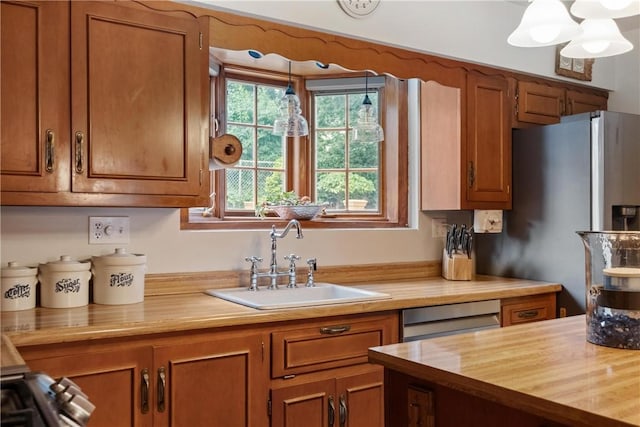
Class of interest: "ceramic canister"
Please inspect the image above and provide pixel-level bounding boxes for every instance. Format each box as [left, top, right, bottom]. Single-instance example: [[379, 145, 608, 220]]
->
[[1, 262, 38, 311], [38, 256, 91, 308], [91, 248, 146, 305]]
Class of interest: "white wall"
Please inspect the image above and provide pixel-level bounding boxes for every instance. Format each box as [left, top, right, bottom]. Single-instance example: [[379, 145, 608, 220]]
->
[[1, 1, 637, 274]]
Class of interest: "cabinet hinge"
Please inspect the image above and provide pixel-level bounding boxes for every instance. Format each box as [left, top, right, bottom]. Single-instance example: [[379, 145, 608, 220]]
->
[[199, 32, 203, 50], [267, 399, 272, 417], [514, 87, 519, 116]]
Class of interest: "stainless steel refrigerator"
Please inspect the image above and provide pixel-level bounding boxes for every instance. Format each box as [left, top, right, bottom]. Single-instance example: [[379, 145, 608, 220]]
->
[[476, 111, 640, 316]]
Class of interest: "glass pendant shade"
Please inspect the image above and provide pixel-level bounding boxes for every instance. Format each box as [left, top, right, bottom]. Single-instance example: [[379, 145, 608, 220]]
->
[[571, 0, 640, 19], [560, 18, 633, 58], [508, 0, 581, 47], [351, 73, 384, 143], [273, 63, 309, 137]]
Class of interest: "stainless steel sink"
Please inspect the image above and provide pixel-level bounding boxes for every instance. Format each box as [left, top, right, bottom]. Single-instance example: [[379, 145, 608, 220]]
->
[[206, 283, 391, 310]]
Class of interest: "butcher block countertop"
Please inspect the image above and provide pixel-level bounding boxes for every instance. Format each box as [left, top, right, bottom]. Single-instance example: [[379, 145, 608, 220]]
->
[[368, 315, 640, 427], [1, 275, 560, 347]]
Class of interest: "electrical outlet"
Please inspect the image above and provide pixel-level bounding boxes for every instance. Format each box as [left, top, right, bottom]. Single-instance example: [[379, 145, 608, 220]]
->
[[89, 216, 130, 245], [559, 307, 567, 318], [431, 217, 447, 238]]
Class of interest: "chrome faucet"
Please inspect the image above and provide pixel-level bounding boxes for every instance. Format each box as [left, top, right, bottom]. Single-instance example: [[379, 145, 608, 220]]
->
[[245, 219, 304, 290]]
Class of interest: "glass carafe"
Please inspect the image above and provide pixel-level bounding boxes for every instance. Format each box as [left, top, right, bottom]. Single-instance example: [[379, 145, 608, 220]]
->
[[577, 231, 640, 349]]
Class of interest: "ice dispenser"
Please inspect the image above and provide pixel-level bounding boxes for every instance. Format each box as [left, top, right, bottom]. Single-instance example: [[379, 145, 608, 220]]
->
[[612, 205, 639, 231], [577, 231, 640, 349]]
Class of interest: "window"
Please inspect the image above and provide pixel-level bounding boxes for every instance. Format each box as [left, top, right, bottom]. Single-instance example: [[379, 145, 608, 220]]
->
[[224, 77, 287, 212], [313, 90, 380, 212], [183, 66, 408, 230]]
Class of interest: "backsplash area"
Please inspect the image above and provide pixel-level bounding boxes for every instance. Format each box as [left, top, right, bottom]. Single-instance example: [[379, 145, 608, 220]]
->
[[0, 207, 470, 275]]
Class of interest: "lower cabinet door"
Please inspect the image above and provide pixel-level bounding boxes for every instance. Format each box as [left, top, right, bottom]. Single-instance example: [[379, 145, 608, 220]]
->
[[271, 378, 335, 427], [336, 367, 384, 427], [152, 333, 268, 427], [22, 346, 154, 427], [270, 366, 384, 427]]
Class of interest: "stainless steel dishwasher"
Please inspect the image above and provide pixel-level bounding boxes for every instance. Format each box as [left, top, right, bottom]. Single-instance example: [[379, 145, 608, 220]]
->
[[402, 299, 501, 342]]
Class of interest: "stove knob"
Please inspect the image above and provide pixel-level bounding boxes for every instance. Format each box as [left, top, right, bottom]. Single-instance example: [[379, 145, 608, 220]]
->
[[50, 377, 96, 426]]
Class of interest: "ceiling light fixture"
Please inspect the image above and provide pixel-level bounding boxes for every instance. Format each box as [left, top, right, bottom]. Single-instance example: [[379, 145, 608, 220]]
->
[[571, 0, 640, 18], [351, 71, 384, 143], [272, 61, 309, 137], [508, 0, 581, 47], [560, 18, 634, 57], [509, 0, 639, 58]]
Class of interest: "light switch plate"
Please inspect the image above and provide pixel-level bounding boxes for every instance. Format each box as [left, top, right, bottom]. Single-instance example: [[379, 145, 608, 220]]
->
[[431, 217, 447, 238], [89, 216, 130, 244]]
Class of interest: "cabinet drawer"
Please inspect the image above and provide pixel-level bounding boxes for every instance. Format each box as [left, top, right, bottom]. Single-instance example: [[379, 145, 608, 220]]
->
[[272, 313, 397, 378], [501, 294, 556, 327]]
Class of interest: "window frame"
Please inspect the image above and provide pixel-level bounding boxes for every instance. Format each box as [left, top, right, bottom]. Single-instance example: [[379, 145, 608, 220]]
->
[[181, 66, 408, 230]]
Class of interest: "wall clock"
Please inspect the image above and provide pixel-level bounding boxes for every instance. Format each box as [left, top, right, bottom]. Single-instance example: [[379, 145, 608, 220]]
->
[[337, 0, 381, 18]]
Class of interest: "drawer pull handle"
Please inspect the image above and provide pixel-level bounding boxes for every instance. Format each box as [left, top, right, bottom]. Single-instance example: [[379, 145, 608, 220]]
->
[[320, 325, 351, 335], [157, 367, 166, 412], [517, 309, 539, 319], [339, 395, 347, 427], [141, 368, 150, 414], [328, 395, 335, 427]]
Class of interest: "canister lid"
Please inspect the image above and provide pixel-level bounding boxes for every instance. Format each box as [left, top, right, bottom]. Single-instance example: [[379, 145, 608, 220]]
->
[[1, 261, 37, 278], [603, 267, 640, 278], [92, 248, 146, 266], [39, 255, 90, 272]]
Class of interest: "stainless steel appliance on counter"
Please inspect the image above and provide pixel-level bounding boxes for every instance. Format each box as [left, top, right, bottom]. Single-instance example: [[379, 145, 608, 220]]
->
[[476, 111, 640, 316], [402, 300, 501, 341]]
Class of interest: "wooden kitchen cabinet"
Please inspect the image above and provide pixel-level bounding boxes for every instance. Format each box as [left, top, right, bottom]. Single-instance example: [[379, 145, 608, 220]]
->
[[565, 89, 608, 115], [270, 312, 397, 427], [18, 330, 269, 427], [20, 344, 154, 427], [465, 72, 512, 209], [152, 332, 269, 427], [271, 366, 384, 427], [1, 0, 209, 207], [500, 293, 556, 327], [512, 80, 608, 127], [420, 72, 511, 211], [385, 371, 568, 427], [0, 1, 70, 193]]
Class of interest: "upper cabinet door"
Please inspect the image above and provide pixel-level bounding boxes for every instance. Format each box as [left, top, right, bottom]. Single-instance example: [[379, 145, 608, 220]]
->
[[466, 72, 512, 209], [1, 1, 70, 193], [515, 81, 565, 125], [70, 1, 204, 196], [565, 90, 608, 115]]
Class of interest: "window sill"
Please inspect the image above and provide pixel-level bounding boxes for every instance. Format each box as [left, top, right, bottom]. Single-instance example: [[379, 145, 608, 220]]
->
[[181, 210, 408, 230]]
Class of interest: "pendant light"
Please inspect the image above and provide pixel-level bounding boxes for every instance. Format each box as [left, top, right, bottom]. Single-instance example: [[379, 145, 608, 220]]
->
[[272, 61, 309, 137], [561, 18, 633, 58], [571, 0, 640, 19], [508, 0, 581, 47], [351, 71, 384, 143]]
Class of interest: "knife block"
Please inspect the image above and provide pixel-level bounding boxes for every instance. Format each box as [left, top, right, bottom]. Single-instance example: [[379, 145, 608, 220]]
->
[[442, 249, 474, 281]]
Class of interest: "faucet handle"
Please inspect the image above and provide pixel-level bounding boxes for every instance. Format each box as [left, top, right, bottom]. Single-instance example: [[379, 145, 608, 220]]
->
[[244, 256, 263, 273], [284, 254, 301, 266], [284, 254, 300, 288], [306, 258, 317, 287]]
